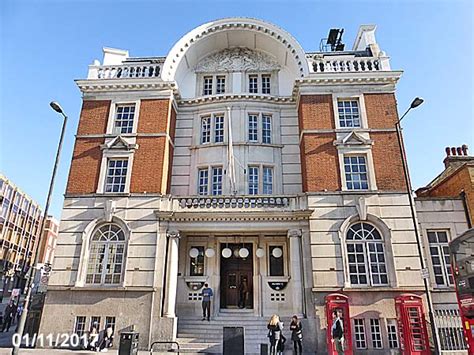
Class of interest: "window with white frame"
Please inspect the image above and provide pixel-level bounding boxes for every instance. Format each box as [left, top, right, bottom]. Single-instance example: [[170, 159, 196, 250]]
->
[[214, 115, 224, 143], [74, 316, 87, 337], [189, 246, 205, 276], [346, 222, 388, 286], [354, 319, 367, 349], [203, 76, 213, 95], [105, 316, 116, 331], [248, 166, 259, 195], [216, 76, 226, 94], [113, 104, 136, 134], [104, 159, 128, 193], [211, 167, 223, 195], [370, 319, 383, 349], [344, 156, 369, 190], [262, 115, 272, 143], [201, 116, 211, 144], [90, 316, 101, 331], [249, 75, 258, 93], [427, 230, 454, 286], [338, 100, 361, 128], [248, 114, 258, 142], [262, 74, 271, 94], [86, 223, 126, 285], [263, 167, 273, 194], [198, 169, 209, 195], [387, 319, 399, 349]]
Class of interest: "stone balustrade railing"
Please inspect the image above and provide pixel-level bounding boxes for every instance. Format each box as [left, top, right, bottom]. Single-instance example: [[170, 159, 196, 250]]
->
[[176, 195, 307, 210], [311, 56, 390, 73], [87, 63, 162, 79]]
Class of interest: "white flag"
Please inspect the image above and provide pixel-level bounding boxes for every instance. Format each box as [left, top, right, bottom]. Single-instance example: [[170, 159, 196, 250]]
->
[[227, 107, 236, 194]]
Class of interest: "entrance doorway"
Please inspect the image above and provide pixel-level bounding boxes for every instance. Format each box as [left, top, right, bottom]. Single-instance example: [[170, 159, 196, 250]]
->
[[220, 243, 253, 309]]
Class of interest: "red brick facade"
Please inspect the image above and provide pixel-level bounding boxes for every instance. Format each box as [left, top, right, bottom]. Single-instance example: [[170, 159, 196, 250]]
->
[[365, 93, 406, 191], [298, 93, 406, 192], [66, 98, 176, 195], [298, 94, 340, 191]]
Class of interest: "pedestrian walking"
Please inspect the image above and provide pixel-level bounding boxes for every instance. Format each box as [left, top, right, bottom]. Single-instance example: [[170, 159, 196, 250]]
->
[[267, 314, 283, 355], [1, 301, 16, 332], [290, 315, 303, 354], [331, 309, 344, 355], [88, 321, 99, 351], [97, 325, 114, 352], [16, 303, 23, 324], [201, 283, 213, 321]]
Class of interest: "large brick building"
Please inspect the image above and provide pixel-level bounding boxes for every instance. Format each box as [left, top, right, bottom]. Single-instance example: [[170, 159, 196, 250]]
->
[[39, 18, 469, 353]]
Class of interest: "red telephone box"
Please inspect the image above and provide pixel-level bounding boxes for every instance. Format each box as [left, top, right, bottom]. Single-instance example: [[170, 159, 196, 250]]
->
[[395, 294, 431, 355], [325, 293, 353, 354]]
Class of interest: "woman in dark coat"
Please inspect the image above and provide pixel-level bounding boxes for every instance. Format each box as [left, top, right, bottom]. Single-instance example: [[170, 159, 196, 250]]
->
[[290, 315, 303, 354]]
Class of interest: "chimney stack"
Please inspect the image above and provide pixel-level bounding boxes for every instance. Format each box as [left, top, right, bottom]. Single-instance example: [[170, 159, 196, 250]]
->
[[443, 144, 472, 168]]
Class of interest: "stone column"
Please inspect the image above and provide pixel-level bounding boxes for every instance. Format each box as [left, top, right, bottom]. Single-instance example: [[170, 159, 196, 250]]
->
[[163, 230, 180, 318], [288, 229, 303, 315]]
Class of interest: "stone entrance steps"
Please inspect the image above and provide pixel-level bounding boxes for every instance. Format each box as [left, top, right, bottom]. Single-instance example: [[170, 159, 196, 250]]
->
[[177, 313, 292, 354]]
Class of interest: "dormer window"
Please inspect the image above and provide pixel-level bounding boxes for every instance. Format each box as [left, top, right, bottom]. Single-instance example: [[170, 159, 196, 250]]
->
[[262, 74, 271, 94], [201, 74, 226, 96], [203, 76, 213, 96], [216, 76, 226, 94], [249, 75, 258, 93], [247, 73, 272, 94]]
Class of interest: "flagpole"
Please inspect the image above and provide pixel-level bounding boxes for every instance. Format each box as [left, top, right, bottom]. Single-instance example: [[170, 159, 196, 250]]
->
[[227, 106, 236, 195]]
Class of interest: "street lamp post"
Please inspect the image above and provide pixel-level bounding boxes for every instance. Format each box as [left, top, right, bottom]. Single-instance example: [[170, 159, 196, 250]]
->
[[395, 97, 441, 354], [12, 102, 68, 355]]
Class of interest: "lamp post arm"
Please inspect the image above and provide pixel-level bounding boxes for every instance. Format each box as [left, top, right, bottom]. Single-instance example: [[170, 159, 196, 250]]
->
[[12, 114, 67, 355]]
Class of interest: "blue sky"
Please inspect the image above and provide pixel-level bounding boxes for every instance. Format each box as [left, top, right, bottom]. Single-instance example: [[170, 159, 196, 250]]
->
[[1, 0, 473, 219]]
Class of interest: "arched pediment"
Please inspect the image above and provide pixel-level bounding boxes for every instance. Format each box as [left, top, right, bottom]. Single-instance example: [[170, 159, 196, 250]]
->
[[194, 47, 281, 73], [162, 17, 309, 84]]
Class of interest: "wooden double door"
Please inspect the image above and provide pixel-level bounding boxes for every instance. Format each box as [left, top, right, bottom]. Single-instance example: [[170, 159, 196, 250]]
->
[[220, 243, 253, 309]]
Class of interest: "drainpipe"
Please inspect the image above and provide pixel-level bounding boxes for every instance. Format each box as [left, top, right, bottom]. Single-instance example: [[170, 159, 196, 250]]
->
[[460, 190, 472, 228], [161, 231, 170, 317], [299, 230, 307, 318]]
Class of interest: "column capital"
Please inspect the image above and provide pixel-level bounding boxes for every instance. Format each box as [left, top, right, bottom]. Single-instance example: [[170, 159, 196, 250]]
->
[[287, 229, 302, 238], [167, 230, 180, 239]]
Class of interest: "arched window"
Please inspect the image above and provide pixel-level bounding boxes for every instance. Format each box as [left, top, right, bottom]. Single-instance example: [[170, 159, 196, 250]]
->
[[346, 222, 388, 286], [86, 223, 126, 285]]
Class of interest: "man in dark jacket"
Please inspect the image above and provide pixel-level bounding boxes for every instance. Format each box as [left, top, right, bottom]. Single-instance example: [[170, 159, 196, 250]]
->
[[201, 283, 213, 321], [1, 301, 16, 332], [331, 309, 344, 354]]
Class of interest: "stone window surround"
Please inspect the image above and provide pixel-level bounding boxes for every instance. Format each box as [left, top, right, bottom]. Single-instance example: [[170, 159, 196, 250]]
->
[[246, 164, 275, 196], [337, 147, 377, 192], [339, 214, 397, 289], [423, 228, 455, 289], [97, 150, 135, 194], [246, 111, 277, 145], [106, 99, 141, 135], [197, 74, 228, 96], [267, 241, 288, 277], [332, 93, 368, 130], [354, 317, 391, 350], [195, 165, 224, 196], [75, 217, 131, 288], [199, 112, 226, 145], [245, 71, 278, 95], [187, 245, 206, 277]]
